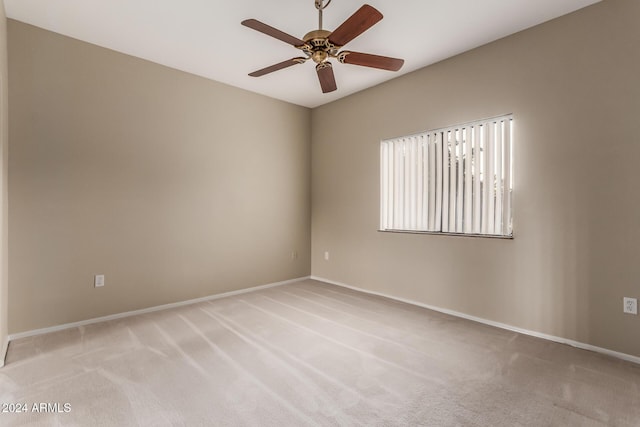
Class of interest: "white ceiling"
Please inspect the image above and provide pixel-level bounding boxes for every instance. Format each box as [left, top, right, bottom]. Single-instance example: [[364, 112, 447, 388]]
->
[[4, 0, 600, 108]]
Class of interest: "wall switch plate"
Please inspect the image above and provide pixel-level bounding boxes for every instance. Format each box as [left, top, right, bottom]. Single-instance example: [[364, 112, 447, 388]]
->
[[623, 297, 637, 315], [324, 251, 329, 261], [291, 251, 298, 260], [94, 274, 105, 288]]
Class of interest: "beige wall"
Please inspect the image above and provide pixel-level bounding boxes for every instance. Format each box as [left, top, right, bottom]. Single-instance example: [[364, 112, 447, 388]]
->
[[7, 0, 640, 360], [8, 21, 311, 334], [0, 4, 8, 365], [311, 0, 640, 357]]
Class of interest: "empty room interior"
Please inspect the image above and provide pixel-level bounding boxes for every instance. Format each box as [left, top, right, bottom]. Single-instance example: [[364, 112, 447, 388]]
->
[[1, 0, 640, 425]]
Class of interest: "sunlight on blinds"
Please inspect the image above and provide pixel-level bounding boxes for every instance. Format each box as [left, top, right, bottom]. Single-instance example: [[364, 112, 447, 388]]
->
[[380, 115, 513, 237]]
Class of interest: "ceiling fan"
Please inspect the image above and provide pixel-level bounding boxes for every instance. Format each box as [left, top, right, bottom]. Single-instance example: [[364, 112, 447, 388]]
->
[[241, 0, 404, 94]]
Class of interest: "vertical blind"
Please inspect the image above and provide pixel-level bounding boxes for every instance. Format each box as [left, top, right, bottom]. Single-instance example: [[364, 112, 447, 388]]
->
[[380, 115, 513, 237]]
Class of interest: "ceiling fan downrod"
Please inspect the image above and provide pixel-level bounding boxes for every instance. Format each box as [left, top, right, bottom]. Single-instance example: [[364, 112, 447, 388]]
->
[[315, 0, 332, 30]]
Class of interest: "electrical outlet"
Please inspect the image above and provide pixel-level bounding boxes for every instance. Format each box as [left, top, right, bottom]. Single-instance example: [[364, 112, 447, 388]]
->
[[94, 274, 105, 288], [291, 251, 298, 260], [324, 251, 329, 261], [623, 297, 637, 315]]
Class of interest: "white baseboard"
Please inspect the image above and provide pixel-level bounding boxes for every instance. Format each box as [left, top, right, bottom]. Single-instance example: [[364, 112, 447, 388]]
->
[[8, 276, 310, 342], [0, 335, 7, 368], [310, 276, 640, 366]]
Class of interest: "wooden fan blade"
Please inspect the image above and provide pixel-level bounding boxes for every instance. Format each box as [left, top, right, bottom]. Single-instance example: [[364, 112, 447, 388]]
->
[[249, 57, 307, 77], [338, 51, 404, 71], [241, 19, 305, 46], [328, 4, 383, 47], [316, 63, 337, 93]]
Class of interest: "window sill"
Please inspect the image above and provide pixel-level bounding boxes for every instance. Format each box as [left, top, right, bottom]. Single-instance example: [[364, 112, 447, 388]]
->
[[378, 229, 514, 240]]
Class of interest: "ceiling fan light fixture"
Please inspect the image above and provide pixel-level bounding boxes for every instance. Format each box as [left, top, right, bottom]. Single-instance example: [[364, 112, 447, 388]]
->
[[311, 50, 329, 64]]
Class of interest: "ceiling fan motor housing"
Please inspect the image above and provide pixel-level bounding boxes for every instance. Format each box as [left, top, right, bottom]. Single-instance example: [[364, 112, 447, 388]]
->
[[301, 30, 339, 64]]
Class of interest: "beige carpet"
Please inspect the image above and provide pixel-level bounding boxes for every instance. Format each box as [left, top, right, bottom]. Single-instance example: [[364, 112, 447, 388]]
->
[[1, 279, 640, 426]]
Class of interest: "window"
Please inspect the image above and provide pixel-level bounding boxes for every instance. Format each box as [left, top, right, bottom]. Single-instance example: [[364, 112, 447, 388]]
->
[[380, 115, 513, 237]]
